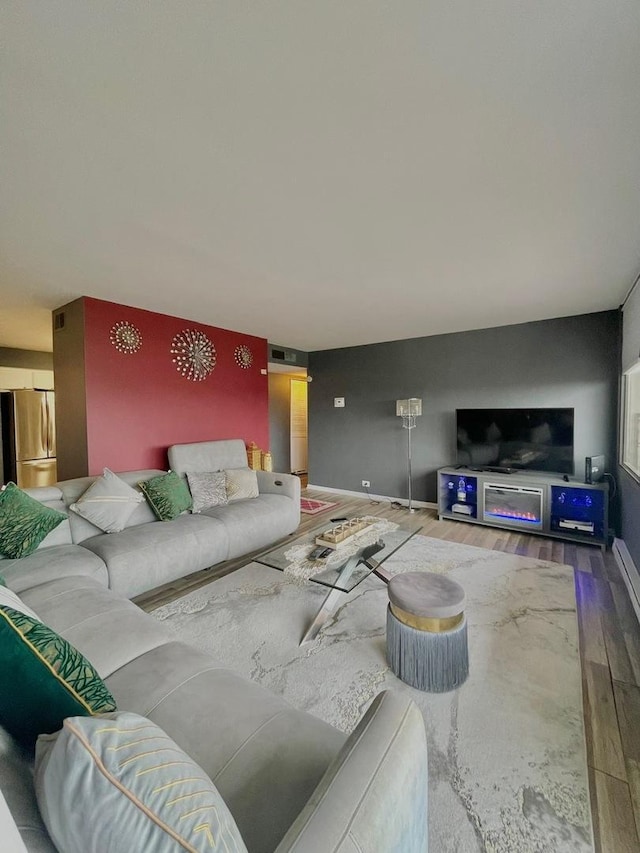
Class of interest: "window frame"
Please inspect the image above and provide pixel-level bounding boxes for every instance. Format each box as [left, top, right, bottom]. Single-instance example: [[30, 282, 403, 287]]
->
[[620, 361, 640, 483]]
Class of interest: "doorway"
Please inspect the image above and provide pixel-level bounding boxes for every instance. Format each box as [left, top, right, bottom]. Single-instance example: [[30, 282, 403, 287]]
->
[[268, 365, 308, 476]]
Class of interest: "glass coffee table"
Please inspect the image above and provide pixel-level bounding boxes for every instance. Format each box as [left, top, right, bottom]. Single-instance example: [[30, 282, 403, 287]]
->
[[255, 517, 422, 644]]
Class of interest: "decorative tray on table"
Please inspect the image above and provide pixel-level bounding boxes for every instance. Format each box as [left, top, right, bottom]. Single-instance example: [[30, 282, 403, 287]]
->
[[314, 517, 374, 550]]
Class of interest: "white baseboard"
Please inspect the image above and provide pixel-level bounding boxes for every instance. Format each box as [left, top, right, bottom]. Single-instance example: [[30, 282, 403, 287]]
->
[[306, 483, 438, 511], [612, 538, 640, 626]]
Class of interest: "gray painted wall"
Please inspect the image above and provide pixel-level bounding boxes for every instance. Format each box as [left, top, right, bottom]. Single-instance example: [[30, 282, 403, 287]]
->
[[309, 311, 620, 508], [52, 299, 88, 480], [268, 373, 291, 473], [0, 347, 53, 369], [620, 284, 640, 566]]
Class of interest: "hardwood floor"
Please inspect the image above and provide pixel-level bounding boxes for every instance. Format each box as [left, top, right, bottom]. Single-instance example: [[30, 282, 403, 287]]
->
[[135, 488, 640, 852]]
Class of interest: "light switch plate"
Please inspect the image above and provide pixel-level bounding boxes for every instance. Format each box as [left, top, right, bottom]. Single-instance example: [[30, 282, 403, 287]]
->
[[334, 397, 345, 407]]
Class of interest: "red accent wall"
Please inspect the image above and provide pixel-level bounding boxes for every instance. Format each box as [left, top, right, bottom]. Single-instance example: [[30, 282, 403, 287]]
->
[[83, 297, 269, 473]]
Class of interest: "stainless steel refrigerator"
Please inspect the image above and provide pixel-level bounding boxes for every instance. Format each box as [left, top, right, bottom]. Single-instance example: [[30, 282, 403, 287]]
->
[[0, 390, 57, 488]]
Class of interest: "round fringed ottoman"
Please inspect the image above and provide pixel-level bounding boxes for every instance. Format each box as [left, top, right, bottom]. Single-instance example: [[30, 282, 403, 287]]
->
[[386, 572, 469, 692]]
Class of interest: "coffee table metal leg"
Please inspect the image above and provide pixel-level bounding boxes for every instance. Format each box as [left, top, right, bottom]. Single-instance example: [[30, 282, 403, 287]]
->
[[369, 559, 392, 584], [300, 541, 389, 645], [299, 551, 361, 645], [300, 586, 346, 644]]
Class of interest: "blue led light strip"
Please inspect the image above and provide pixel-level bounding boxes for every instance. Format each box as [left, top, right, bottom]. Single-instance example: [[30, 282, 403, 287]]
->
[[487, 512, 541, 524]]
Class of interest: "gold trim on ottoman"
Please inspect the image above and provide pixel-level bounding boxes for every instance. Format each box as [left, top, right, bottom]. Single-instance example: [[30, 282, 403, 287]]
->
[[390, 603, 464, 633]]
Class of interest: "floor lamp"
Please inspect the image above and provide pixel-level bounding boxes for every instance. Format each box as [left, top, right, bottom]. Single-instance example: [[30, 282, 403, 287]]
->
[[396, 398, 422, 512]]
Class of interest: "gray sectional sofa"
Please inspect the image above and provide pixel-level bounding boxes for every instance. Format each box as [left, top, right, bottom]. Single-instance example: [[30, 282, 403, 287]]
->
[[1, 440, 301, 599], [0, 440, 429, 852]]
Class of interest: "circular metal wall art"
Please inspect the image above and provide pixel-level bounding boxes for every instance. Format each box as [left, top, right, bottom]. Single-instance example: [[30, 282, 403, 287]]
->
[[110, 321, 142, 354], [171, 329, 216, 381], [234, 344, 253, 369]]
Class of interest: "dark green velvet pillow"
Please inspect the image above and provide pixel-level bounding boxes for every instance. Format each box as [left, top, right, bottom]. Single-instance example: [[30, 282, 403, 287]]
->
[[0, 606, 117, 747], [0, 482, 66, 559], [138, 471, 193, 521]]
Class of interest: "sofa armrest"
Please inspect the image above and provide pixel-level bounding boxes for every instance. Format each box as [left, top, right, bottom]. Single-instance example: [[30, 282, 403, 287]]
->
[[256, 471, 301, 503], [275, 690, 428, 853]]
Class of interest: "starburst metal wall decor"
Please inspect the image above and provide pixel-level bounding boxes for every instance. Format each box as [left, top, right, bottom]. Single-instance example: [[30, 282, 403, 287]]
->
[[110, 321, 142, 354], [234, 344, 253, 369], [171, 329, 216, 381]]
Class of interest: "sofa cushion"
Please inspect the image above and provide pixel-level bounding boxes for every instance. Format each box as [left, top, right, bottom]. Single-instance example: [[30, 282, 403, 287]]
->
[[225, 468, 259, 502], [69, 468, 144, 533], [0, 484, 66, 559], [80, 514, 230, 598], [0, 607, 116, 748], [0, 544, 108, 594], [202, 494, 297, 559], [20, 577, 173, 680], [35, 712, 248, 853], [168, 439, 248, 474], [187, 471, 228, 512], [1, 788, 33, 853], [139, 471, 193, 521], [0, 727, 56, 853], [104, 642, 346, 853]]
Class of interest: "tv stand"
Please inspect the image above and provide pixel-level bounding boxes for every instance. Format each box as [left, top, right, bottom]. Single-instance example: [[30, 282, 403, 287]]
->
[[438, 467, 609, 551]]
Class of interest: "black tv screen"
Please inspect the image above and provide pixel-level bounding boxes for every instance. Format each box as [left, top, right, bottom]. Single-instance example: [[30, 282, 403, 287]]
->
[[456, 408, 575, 475]]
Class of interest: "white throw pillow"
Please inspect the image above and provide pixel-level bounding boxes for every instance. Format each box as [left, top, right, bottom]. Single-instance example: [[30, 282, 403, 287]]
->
[[225, 468, 259, 502], [0, 586, 39, 620], [35, 712, 247, 853], [69, 468, 144, 533]]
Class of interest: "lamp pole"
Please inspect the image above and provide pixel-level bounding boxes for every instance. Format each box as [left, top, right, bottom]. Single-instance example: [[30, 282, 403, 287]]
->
[[396, 399, 421, 513], [402, 412, 417, 512]]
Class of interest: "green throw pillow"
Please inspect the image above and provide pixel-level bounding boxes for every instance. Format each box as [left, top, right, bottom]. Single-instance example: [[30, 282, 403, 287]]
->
[[0, 606, 116, 747], [139, 471, 192, 521], [0, 482, 66, 559]]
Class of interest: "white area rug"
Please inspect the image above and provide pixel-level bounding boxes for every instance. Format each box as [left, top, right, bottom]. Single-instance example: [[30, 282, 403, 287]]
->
[[151, 535, 593, 853]]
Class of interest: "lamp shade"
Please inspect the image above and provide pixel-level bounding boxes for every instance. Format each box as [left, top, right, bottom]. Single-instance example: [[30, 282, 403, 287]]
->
[[396, 398, 422, 417]]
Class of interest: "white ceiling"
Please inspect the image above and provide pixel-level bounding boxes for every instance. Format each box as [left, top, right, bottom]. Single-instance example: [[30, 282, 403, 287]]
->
[[1, 2, 639, 353]]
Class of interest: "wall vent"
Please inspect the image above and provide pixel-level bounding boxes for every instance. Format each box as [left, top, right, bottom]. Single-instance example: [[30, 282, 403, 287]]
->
[[270, 347, 297, 364], [54, 312, 65, 331]]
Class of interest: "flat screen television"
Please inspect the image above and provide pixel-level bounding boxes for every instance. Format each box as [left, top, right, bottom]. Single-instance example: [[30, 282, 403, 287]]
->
[[456, 408, 575, 475]]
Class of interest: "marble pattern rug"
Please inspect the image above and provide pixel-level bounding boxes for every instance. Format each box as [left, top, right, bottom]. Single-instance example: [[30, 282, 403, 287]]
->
[[151, 535, 593, 853]]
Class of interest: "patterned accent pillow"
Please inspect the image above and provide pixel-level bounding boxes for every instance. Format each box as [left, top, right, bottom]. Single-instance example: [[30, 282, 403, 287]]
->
[[187, 471, 228, 513], [0, 483, 67, 559], [225, 468, 259, 502], [69, 468, 145, 533], [138, 471, 193, 521], [35, 712, 248, 853], [0, 607, 116, 747]]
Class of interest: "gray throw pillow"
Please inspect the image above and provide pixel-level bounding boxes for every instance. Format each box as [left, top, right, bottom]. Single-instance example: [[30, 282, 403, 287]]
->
[[35, 712, 248, 853], [187, 471, 228, 513], [225, 468, 259, 502], [69, 468, 144, 533]]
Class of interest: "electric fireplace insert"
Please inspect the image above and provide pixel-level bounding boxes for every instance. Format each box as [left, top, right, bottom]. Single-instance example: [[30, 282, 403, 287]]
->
[[483, 482, 544, 530]]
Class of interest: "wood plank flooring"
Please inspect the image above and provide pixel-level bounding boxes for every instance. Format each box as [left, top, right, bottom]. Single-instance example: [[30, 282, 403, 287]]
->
[[135, 488, 640, 852]]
